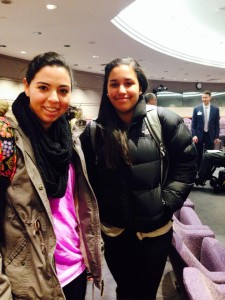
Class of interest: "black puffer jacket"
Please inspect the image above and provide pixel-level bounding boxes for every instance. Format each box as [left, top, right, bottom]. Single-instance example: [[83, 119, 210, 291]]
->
[[80, 100, 197, 232]]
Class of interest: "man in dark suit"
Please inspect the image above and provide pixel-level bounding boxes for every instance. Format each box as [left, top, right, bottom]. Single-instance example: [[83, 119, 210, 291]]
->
[[192, 90, 220, 167]]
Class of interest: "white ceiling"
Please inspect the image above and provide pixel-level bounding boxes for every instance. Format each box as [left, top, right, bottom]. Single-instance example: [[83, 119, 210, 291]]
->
[[0, 0, 225, 83]]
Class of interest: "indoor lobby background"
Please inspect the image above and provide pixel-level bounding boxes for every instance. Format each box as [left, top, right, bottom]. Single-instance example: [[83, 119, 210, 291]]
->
[[1, 54, 225, 121]]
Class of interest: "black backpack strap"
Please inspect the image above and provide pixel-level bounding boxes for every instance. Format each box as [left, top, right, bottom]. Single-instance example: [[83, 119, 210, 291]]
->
[[144, 107, 168, 187]]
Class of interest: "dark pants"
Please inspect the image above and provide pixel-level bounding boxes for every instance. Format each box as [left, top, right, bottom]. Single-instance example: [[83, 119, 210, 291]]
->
[[196, 131, 214, 167], [62, 269, 87, 300], [198, 151, 225, 181], [102, 228, 173, 300]]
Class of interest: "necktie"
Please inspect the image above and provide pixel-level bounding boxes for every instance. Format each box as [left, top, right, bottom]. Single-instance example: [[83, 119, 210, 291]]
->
[[204, 106, 208, 132]]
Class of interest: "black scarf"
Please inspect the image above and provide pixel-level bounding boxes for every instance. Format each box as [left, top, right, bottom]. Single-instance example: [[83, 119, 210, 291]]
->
[[12, 92, 73, 198]]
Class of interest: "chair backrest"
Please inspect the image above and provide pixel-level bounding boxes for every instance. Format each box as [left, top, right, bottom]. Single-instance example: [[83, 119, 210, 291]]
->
[[220, 117, 225, 129], [183, 267, 225, 300], [173, 206, 204, 229], [183, 118, 192, 132], [183, 198, 195, 209], [179, 206, 202, 226], [172, 231, 225, 284], [220, 117, 225, 140], [201, 237, 225, 272], [172, 225, 215, 259]]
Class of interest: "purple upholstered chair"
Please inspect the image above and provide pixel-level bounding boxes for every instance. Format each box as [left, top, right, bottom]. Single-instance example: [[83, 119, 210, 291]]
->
[[179, 206, 202, 225], [173, 206, 206, 230], [172, 223, 215, 259], [183, 267, 225, 300], [200, 237, 225, 272], [219, 116, 225, 147], [183, 198, 195, 209], [169, 221, 217, 294], [170, 231, 225, 298], [183, 118, 192, 133]]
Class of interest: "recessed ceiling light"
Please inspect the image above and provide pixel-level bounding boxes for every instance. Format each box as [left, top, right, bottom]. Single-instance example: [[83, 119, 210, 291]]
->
[[33, 32, 42, 35], [46, 4, 57, 10], [0, 45, 7, 47], [92, 55, 99, 59], [64, 45, 71, 47], [20, 51, 27, 54]]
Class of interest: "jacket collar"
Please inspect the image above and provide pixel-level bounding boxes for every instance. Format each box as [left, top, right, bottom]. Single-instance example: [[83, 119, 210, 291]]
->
[[132, 98, 147, 123]]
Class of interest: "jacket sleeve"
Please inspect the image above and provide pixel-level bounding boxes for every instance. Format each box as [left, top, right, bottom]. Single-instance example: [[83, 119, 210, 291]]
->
[[0, 253, 13, 299], [158, 107, 198, 214]]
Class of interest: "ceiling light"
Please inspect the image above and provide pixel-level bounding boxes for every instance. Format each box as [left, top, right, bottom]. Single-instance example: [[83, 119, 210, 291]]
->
[[64, 45, 71, 47], [92, 55, 99, 59], [20, 51, 27, 54], [216, 7, 225, 11], [112, 0, 225, 68], [46, 4, 57, 10], [1, 0, 12, 4], [0, 45, 7, 47], [33, 32, 42, 35]]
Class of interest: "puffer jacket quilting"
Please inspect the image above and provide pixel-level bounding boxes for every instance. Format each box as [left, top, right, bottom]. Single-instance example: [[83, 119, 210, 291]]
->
[[80, 100, 197, 233]]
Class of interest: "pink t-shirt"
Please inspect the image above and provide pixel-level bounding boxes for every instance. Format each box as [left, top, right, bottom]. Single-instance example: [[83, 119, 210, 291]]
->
[[49, 164, 86, 287]]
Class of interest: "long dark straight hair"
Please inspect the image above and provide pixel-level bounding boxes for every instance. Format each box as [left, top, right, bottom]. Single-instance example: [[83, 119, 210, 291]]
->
[[96, 57, 148, 169]]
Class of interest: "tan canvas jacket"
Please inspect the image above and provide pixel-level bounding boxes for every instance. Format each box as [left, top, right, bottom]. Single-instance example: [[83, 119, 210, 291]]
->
[[0, 111, 103, 299]]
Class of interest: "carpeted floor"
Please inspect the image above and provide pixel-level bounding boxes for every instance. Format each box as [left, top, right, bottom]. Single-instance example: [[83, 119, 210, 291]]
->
[[85, 168, 225, 299]]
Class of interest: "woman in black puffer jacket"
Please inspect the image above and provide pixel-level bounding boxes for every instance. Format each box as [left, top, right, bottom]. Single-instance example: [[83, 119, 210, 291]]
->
[[80, 57, 197, 300]]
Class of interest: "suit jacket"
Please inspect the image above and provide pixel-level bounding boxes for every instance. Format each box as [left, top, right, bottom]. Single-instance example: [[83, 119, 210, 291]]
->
[[191, 104, 220, 142]]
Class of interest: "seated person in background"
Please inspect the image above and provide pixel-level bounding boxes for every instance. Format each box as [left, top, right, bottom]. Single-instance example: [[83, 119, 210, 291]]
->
[[195, 150, 225, 186], [145, 92, 157, 105]]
